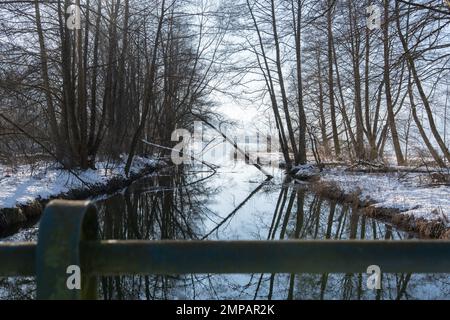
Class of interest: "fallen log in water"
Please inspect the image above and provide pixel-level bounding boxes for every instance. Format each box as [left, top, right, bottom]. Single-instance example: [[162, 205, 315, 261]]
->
[[191, 113, 273, 179]]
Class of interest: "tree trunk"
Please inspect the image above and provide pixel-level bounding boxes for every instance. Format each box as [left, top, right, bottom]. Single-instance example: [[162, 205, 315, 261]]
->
[[383, 0, 405, 165], [292, 0, 307, 164], [270, 0, 300, 164], [327, 0, 341, 158], [34, 0, 62, 159]]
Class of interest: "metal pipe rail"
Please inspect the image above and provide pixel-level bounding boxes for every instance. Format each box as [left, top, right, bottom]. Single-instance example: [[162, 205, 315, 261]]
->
[[0, 200, 449, 299]]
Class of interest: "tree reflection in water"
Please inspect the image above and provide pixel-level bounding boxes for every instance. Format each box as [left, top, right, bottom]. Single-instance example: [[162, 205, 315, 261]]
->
[[96, 166, 450, 300], [1, 163, 450, 299]]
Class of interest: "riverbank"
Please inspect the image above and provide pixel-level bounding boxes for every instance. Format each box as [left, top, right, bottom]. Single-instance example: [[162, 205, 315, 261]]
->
[[294, 165, 450, 239], [0, 156, 165, 238]]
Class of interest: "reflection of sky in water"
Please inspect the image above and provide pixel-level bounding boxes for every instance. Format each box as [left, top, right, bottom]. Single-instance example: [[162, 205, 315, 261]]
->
[[1, 148, 450, 300]]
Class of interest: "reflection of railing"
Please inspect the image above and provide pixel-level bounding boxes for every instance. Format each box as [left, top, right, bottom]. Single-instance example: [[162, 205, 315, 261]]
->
[[1, 200, 450, 299]]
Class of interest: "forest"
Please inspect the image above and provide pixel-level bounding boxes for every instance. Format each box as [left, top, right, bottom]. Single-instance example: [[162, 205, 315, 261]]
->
[[0, 0, 450, 301], [0, 1, 448, 170]]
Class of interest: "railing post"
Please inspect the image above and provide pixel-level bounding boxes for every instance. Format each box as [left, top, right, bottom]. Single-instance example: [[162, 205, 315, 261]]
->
[[36, 200, 98, 300]]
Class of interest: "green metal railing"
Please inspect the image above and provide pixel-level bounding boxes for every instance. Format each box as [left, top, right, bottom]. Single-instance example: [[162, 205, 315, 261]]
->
[[1, 200, 450, 299]]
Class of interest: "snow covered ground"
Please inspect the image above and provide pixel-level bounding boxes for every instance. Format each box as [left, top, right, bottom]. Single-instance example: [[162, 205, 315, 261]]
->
[[304, 166, 450, 225], [0, 155, 158, 209]]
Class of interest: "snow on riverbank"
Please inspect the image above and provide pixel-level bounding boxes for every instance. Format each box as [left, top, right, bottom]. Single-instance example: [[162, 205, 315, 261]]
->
[[312, 167, 450, 225], [0, 156, 159, 209]]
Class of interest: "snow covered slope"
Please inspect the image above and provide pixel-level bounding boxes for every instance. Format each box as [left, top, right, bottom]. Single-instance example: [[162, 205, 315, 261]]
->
[[0, 156, 158, 209]]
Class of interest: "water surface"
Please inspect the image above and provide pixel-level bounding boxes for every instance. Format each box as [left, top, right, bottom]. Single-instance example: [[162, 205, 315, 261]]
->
[[1, 157, 449, 300]]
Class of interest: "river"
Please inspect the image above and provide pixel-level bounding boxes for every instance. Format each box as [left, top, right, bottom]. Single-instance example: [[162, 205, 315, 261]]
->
[[1, 153, 450, 299]]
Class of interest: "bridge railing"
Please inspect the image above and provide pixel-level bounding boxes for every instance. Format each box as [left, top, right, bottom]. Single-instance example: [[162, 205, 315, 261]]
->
[[1, 200, 450, 299]]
